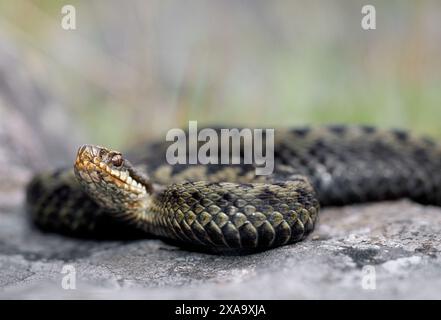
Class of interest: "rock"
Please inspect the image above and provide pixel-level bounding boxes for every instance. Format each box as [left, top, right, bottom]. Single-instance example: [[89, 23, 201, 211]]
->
[[1, 200, 440, 299]]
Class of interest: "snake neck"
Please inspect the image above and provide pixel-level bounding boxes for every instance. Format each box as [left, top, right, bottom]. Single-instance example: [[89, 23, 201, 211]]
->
[[74, 144, 155, 226]]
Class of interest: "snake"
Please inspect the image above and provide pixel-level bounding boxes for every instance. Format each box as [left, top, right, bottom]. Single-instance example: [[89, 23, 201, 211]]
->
[[25, 125, 441, 254]]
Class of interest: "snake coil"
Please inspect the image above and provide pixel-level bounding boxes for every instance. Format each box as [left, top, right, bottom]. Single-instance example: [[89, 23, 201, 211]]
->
[[26, 126, 441, 253]]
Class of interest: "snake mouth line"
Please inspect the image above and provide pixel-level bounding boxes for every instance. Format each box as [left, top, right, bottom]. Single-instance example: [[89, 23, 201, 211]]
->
[[75, 154, 147, 194]]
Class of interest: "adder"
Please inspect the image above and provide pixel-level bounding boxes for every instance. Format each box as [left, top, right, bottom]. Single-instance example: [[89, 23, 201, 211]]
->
[[26, 125, 441, 254]]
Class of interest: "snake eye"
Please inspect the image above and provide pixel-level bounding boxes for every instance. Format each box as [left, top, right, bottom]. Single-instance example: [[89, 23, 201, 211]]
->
[[111, 154, 123, 167]]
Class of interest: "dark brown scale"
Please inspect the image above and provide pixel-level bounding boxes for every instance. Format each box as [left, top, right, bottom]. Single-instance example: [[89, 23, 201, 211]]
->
[[291, 127, 310, 137], [360, 125, 376, 134], [239, 223, 258, 248], [392, 129, 409, 142], [222, 222, 241, 248], [328, 124, 347, 136]]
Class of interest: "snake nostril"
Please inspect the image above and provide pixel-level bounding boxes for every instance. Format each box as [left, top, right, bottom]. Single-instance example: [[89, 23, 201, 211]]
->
[[99, 148, 107, 158]]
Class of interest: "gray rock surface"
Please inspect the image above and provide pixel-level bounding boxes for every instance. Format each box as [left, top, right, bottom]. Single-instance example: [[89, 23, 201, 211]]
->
[[1, 200, 440, 299]]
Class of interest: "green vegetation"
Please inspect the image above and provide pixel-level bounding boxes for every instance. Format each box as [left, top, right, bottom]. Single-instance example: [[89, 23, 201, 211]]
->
[[1, 1, 440, 148]]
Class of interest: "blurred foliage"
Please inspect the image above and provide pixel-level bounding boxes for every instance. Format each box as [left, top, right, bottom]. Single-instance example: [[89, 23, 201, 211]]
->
[[0, 0, 440, 149]]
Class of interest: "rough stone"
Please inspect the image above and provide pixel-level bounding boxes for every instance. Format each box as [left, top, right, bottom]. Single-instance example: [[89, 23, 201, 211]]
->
[[1, 200, 440, 299]]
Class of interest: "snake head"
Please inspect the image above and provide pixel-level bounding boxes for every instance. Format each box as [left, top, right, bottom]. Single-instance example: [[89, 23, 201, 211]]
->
[[74, 145, 152, 215]]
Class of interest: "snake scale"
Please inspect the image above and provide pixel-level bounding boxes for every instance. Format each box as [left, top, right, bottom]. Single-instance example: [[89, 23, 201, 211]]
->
[[26, 125, 441, 253]]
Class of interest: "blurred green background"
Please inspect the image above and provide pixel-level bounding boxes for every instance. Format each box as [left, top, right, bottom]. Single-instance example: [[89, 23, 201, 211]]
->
[[1, 0, 440, 150]]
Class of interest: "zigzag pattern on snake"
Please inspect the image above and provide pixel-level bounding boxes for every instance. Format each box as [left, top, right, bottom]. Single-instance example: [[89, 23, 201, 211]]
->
[[26, 125, 441, 253]]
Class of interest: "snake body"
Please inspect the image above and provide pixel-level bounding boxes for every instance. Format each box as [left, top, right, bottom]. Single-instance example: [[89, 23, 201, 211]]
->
[[26, 125, 441, 253]]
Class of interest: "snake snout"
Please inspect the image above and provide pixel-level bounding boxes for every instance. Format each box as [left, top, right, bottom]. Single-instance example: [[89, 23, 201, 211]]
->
[[76, 145, 122, 167], [77, 144, 105, 159]]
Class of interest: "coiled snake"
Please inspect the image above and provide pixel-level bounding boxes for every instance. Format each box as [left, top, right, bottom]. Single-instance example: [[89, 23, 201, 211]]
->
[[26, 125, 441, 253]]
